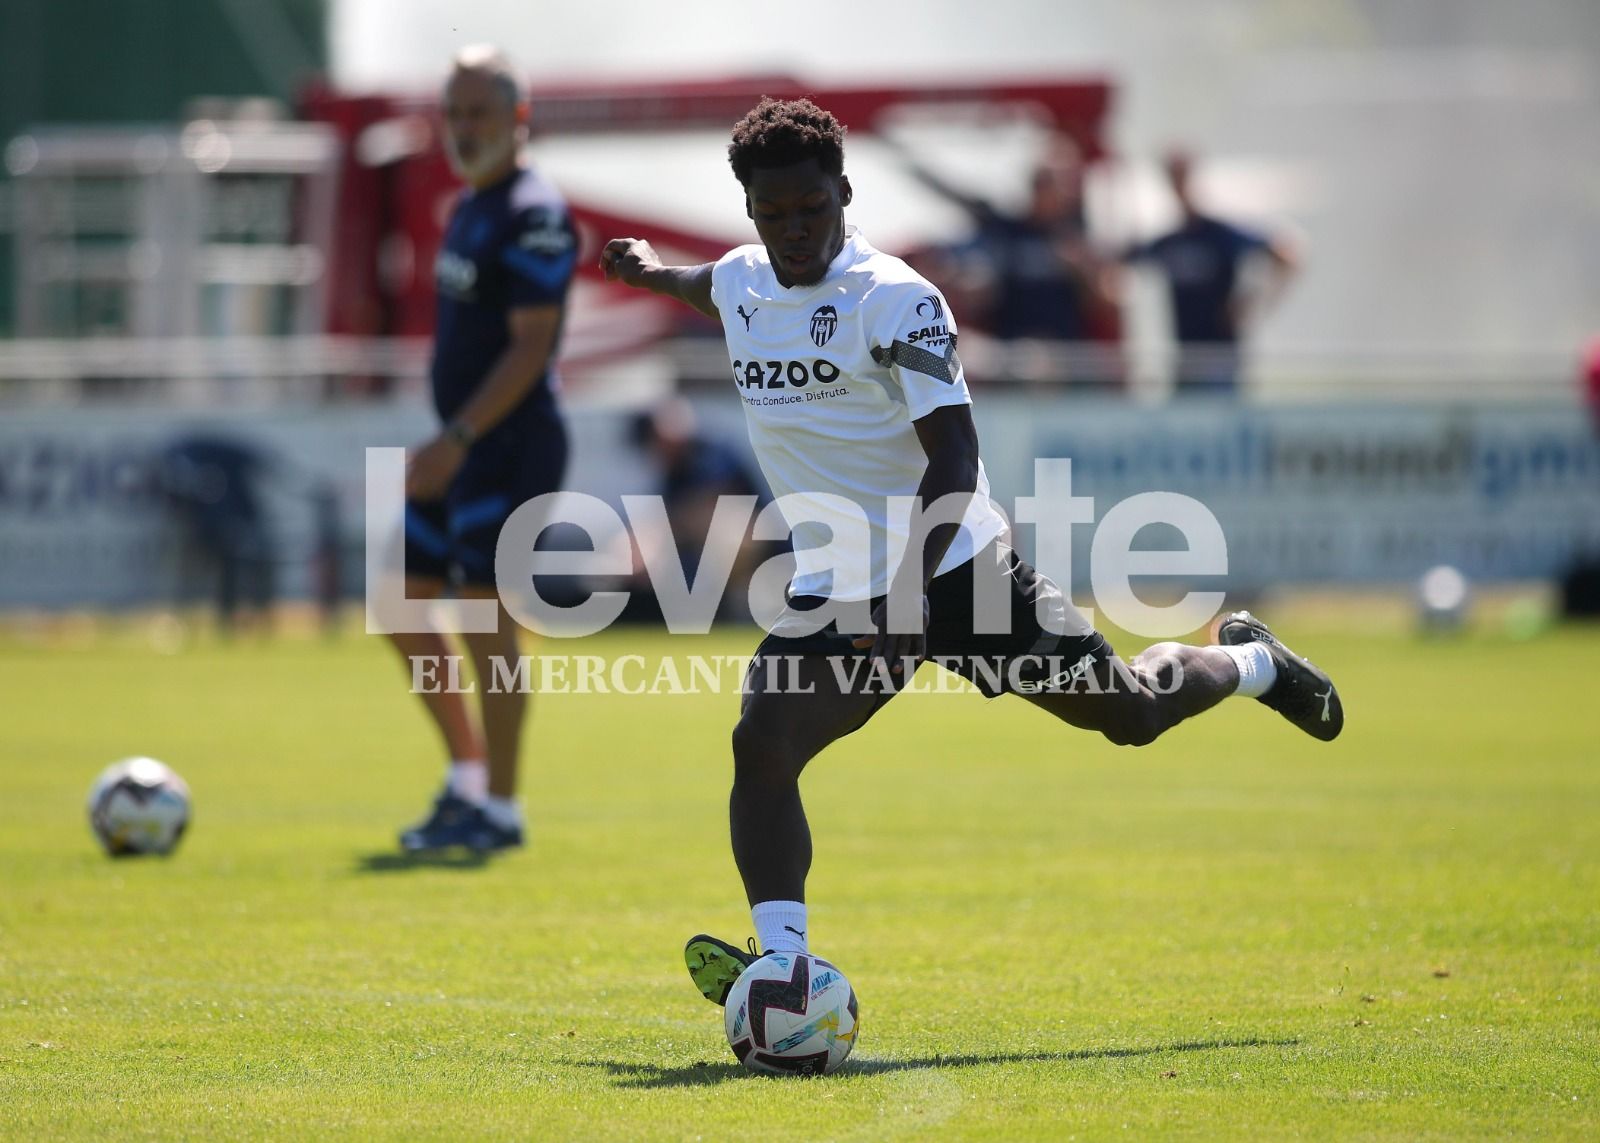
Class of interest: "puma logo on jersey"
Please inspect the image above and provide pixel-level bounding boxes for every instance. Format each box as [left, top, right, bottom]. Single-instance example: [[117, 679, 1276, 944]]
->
[[737, 304, 759, 331]]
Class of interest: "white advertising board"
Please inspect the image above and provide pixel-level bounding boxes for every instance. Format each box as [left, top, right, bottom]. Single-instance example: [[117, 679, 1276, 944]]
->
[[2, 397, 1597, 609]]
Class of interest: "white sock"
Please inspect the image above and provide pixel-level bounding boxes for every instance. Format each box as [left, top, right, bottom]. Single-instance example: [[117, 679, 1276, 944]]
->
[[752, 900, 809, 955], [482, 795, 522, 831], [1220, 642, 1277, 699], [447, 760, 488, 804]]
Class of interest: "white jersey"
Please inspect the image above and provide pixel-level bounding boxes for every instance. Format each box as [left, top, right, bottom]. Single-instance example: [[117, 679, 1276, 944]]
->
[[709, 227, 1008, 600]]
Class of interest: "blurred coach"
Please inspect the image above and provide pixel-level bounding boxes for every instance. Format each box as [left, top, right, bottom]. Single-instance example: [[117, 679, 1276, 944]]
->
[[387, 46, 577, 854]]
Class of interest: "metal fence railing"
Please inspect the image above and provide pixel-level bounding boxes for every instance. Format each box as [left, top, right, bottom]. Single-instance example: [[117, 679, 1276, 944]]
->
[[0, 335, 1585, 408]]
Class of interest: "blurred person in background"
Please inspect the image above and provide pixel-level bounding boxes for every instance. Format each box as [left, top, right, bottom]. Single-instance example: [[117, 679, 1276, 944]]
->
[[1121, 149, 1301, 394], [160, 435, 277, 634], [1562, 337, 1600, 617], [387, 46, 577, 854], [893, 136, 1119, 384], [617, 397, 775, 624], [1582, 335, 1600, 435]]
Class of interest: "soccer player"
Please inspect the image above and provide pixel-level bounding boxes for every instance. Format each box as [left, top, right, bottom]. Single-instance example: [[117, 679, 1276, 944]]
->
[[598, 99, 1341, 1002], [387, 47, 577, 853]]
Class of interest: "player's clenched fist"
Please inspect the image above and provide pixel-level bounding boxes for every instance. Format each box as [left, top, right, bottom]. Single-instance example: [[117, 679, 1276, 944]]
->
[[596, 236, 718, 317], [599, 238, 662, 287]]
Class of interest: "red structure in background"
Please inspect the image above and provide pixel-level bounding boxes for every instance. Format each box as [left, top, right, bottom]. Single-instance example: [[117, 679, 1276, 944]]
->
[[300, 76, 1115, 354], [1583, 336, 1600, 434]]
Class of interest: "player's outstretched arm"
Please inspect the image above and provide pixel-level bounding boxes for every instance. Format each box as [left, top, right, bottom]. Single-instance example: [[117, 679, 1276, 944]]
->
[[599, 238, 718, 320]]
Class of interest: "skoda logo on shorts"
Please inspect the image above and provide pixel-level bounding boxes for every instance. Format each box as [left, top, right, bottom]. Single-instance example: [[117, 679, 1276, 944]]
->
[[809, 305, 838, 348]]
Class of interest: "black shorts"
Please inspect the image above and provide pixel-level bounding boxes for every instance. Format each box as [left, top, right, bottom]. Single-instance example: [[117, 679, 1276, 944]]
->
[[751, 541, 1116, 701], [404, 420, 568, 588]]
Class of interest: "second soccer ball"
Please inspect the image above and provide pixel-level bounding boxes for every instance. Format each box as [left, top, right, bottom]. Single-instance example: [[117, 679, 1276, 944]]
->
[[87, 757, 191, 857]]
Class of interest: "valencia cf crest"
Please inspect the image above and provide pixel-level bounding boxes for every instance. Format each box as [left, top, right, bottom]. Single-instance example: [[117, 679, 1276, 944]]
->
[[809, 305, 838, 347]]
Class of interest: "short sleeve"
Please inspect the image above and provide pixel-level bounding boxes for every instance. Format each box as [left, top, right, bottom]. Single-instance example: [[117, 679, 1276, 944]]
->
[[868, 282, 973, 422], [1221, 221, 1270, 257], [708, 247, 751, 316], [500, 205, 578, 307]]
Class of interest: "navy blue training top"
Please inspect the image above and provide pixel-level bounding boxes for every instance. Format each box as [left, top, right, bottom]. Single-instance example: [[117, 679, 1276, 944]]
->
[[984, 214, 1090, 342], [1125, 215, 1268, 344], [430, 165, 578, 430]]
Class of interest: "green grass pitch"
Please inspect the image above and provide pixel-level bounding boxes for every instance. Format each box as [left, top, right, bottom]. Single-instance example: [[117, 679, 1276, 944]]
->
[[1, 615, 1596, 1140]]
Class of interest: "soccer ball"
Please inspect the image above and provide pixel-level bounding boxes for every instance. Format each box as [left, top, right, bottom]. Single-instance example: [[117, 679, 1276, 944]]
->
[[724, 952, 858, 1076], [87, 757, 191, 857]]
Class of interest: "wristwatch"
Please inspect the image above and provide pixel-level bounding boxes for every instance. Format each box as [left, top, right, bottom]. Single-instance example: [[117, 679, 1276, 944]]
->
[[444, 419, 477, 447]]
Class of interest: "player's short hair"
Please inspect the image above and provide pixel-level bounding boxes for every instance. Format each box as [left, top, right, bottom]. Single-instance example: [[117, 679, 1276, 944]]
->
[[727, 97, 846, 187], [449, 45, 522, 108]]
